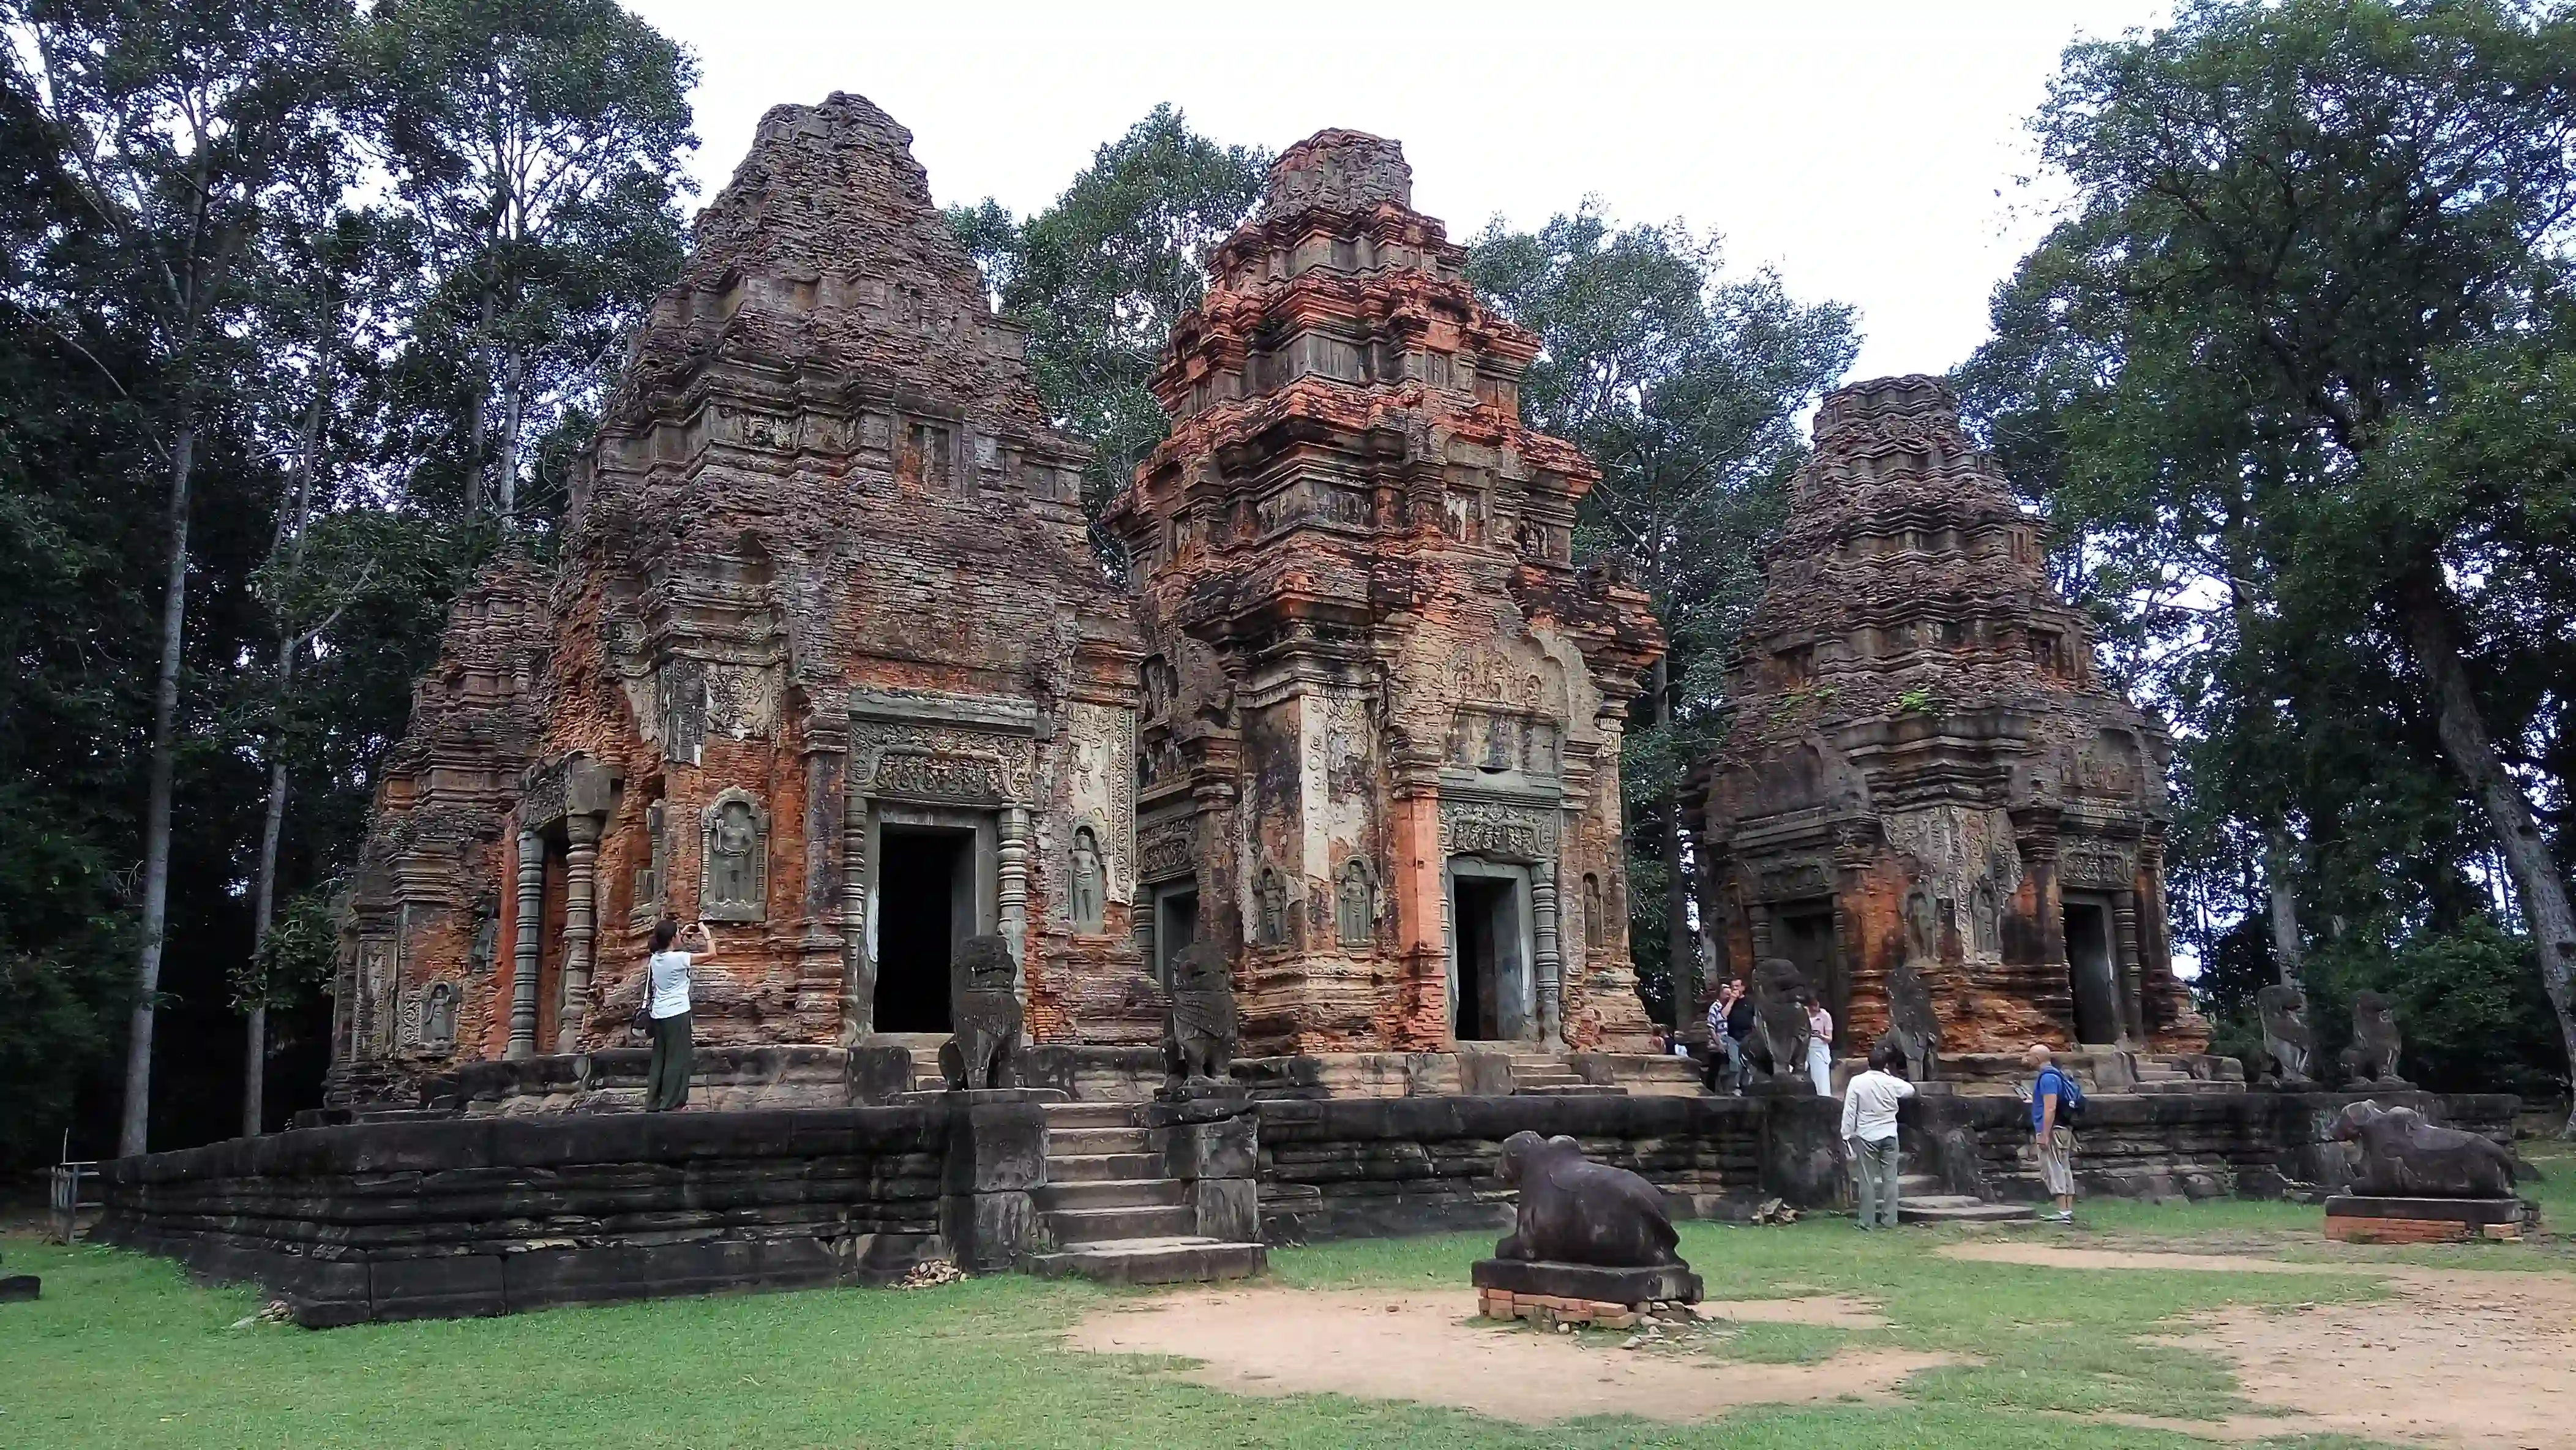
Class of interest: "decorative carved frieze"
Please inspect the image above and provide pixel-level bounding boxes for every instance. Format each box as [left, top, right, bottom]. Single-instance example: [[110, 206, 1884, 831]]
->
[[2060, 836, 2138, 890], [1440, 797, 1557, 862], [1139, 816, 1196, 882]]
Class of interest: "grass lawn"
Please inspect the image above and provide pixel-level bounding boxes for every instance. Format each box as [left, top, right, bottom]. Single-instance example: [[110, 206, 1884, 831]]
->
[[13, 1182, 2542, 1450]]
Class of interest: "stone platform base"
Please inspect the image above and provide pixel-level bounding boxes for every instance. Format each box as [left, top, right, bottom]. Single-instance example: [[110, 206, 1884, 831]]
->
[[2323, 1195, 2535, 1244], [1, 1274, 42, 1302], [1471, 1257, 1702, 1327]]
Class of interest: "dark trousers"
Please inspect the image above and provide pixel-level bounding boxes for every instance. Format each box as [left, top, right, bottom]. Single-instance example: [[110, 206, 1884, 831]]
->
[[646, 1011, 692, 1112]]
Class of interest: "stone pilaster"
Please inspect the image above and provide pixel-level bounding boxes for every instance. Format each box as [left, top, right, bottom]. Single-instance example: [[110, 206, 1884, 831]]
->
[[1532, 860, 1563, 1046], [555, 813, 600, 1054], [507, 827, 542, 1061]]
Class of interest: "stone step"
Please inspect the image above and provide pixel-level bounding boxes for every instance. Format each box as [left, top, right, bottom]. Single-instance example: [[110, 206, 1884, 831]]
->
[[1047, 1152, 1163, 1184], [1517, 1082, 1625, 1097], [1897, 1174, 1944, 1194], [1036, 1178, 1186, 1212], [1027, 1236, 1267, 1286], [1043, 1101, 1140, 1130], [1045, 1203, 1199, 1244], [1049, 1125, 1151, 1157], [1901, 1196, 2037, 1224]]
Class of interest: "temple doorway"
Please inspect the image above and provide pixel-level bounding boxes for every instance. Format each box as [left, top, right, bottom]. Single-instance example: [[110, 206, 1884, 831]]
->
[[1150, 883, 1199, 985], [1448, 858, 1532, 1042], [877, 825, 976, 1031], [1773, 903, 1840, 1050], [2062, 894, 2121, 1045]]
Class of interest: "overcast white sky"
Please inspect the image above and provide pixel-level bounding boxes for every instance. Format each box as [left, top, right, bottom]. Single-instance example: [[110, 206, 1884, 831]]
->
[[626, 2, 2170, 380]]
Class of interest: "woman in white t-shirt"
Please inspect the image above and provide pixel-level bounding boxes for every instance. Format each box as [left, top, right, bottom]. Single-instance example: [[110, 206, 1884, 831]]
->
[[644, 916, 716, 1112]]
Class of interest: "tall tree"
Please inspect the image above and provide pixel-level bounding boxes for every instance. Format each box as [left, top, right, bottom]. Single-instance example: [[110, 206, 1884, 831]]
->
[[1964, 0, 2576, 1119], [1468, 211, 1855, 1026], [949, 106, 1268, 532], [12, 0, 354, 1155], [359, 0, 694, 527]]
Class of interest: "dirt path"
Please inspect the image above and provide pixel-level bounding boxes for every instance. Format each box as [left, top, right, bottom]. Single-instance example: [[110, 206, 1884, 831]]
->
[[1941, 1241, 2576, 1449], [1065, 1289, 1948, 1425]]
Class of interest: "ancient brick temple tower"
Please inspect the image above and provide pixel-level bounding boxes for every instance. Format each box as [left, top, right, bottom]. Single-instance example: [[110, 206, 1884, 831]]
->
[[1101, 130, 1664, 1056], [1687, 376, 2206, 1059], [329, 94, 1151, 1103]]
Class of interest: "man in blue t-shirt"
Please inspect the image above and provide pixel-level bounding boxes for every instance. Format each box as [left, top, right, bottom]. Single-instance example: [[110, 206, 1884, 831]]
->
[[2023, 1043, 2078, 1223]]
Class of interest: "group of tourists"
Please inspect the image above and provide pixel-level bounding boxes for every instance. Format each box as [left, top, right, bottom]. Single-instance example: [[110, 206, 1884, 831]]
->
[[1672, 982, 2085, 1229]]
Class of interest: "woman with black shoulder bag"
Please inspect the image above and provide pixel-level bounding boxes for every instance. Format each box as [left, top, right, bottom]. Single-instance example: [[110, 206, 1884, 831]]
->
[[641, 916, 715, 1112]]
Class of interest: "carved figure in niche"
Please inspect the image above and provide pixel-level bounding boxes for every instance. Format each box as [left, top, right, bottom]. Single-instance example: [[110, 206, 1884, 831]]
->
[[1747, 958, 1813, 1088], [1163, 939, 1238, 1086], [1494, 1131, 1685, 1267], [464, 888, 501, 975], [1884, 958, 1940, 1081], [937, 935, 1021, 1090], [700, 791, 767, 922], [1582, 874, 1604, 950], [1335, 858, 1375, 947], [1969, 877, 2001, 957], [1069, 826, 1106, 933], [2329, 1102, 2515, 1198], [421, 980, 459, 1048], [1903, 885, 1939, 964], [2255, 983, 2314, 1084], [2341, 991, 2407, 1086], [1256, 867, 1287, 945]]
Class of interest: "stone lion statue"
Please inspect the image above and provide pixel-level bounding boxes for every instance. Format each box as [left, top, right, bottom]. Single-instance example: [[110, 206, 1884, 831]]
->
[[2329, 1101, 2515, 1199], [2340, 990, 2405, 1086], [937, 934, 1022, 1091], [1747, 957, 1813, 1088], [1884, 958, 1941, 1081], [1494, 1130, 1683, 1267], [1163, 939, 1238, 1087], [2255, 982, 2313, 1084]]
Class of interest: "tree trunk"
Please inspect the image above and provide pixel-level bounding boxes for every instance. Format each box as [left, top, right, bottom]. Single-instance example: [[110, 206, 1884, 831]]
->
[[2398, 566, 2576, 1134], [120, 424, 194, 1159], [495, 344, 526, 522], [466, 288, 493, 515], [2266, 830, 2304, 990], [1654, 657, 1693, 1035]]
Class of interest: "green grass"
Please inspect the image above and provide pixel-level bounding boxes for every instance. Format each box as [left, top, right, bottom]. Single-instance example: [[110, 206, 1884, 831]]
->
[[0, 1209, 2465, 1450]]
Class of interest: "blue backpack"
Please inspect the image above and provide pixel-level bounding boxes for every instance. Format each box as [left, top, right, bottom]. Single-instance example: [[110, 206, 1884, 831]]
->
[[2040, 1066, 2087, 1126]]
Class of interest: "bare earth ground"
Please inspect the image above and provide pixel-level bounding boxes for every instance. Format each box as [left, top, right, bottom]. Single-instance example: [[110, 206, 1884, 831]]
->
[[1942, 1242, 2576, 1449], [1065, 1289, 1949, 1424]]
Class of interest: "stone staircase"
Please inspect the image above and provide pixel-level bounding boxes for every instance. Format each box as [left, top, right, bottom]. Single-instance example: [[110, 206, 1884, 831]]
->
[[1024, 1100, 1267, 1285], [1896, 1167, 2035, 1225], [871, 1032, 954, 1092], [1507, 1054, 1625, 1097], [2127, 1057, 2230, 1095]]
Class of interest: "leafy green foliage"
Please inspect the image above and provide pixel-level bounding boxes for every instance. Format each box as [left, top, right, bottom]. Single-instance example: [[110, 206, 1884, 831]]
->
[[1960, 0, 2576, 1105], [948, 106, 1268, 526]]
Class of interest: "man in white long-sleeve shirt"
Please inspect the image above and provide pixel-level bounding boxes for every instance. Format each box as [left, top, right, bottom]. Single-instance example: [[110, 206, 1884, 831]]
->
[[1840, 1040, 1917, 1229]]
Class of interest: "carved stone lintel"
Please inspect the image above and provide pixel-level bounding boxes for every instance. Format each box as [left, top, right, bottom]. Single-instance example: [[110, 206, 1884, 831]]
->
[[1439, 797, 1557, 862]]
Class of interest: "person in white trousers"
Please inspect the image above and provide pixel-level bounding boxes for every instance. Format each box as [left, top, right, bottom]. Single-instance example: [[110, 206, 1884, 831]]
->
[[1803, 991, 1835, 1097]]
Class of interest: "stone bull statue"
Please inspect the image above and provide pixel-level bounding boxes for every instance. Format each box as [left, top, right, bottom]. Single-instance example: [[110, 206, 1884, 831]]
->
[[1493, 1130, 1684, 1268], [2329, 1101, 2517, 1199]]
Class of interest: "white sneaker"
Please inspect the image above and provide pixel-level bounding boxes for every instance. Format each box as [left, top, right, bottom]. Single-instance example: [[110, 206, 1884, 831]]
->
[[2048, 1210, 2075, 1224]]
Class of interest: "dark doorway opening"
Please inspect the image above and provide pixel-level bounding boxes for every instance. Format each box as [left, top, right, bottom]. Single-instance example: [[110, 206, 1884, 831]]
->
[[2063, 897, 2121, 1045], [1775, 904, 1840, 1051], [1154, 886, 1199, 986], [879, 827, 973, 1032], [1453, 876, 1513, 1042]]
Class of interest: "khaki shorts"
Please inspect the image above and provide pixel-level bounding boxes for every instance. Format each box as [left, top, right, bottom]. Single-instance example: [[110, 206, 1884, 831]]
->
[[2035, 1125, 2076, 1196]]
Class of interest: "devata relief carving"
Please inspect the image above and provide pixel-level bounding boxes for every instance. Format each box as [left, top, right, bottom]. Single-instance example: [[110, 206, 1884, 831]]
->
[[1688, 375, 2203, 1060], [700, 789, 769, 923]]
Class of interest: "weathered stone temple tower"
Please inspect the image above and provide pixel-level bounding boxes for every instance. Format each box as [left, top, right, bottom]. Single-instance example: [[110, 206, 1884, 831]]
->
[[329, 94, 1152, 1103], [1687, 376, 2207, 1059], [1101, 131, 1664, 1056]]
